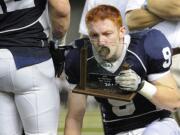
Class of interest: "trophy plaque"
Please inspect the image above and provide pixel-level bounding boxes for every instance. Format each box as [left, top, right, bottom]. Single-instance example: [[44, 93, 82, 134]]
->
[[72, 41, 136, 101]]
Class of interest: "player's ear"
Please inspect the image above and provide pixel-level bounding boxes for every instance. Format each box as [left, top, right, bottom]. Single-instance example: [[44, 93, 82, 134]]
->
[[119, 26, 125, 38]]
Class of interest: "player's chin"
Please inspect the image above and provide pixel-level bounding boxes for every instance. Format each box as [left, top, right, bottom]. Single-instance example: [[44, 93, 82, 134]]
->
[[106, 55, 117, 62], [100, 56, 108, 61], [99, 54, 110, 60], [98, 52, 108, 59]]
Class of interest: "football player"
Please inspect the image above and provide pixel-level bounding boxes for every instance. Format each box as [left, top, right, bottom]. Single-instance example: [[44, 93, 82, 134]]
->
[[0, 0, 70, 135], [64, 5, 180, 135]]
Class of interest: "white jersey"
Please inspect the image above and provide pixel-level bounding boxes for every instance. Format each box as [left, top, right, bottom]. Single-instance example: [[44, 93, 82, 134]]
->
[[79, 0, 128, 35], [126, 0, 180, 48]]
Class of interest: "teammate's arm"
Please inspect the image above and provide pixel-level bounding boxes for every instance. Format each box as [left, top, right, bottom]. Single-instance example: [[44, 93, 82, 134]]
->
[[64, 92, 87, 135], [126, 0, 180, 31], [126, 9, 162, 31], [48, 0, 70, 41], [147, 0, 180, 20]]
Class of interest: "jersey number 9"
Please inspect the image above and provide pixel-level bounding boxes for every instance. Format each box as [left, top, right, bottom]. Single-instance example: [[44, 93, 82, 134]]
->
[[162, 47, 171, 68]]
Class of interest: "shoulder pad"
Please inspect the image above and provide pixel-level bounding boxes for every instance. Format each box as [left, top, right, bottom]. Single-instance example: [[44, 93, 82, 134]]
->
[[144, 29, 172, 73]]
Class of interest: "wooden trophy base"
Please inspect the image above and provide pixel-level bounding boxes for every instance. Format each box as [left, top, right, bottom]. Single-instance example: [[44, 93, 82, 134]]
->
[[73, 86, 136, 101], [74, 40, 136, 102]]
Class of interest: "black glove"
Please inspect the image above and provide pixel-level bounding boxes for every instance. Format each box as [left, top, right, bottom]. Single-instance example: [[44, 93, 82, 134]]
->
[[49, 41, 65, 77], [115, 69, 143, 92]]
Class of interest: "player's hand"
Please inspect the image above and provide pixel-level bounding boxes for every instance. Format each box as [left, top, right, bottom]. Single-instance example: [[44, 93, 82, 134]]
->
[[115, 69, 142, 92]]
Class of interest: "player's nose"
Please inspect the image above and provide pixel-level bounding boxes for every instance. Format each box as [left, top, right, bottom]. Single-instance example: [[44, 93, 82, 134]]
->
[[98, 36, 106, 46]]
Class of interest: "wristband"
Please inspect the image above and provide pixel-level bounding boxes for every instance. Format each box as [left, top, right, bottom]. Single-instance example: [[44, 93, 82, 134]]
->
[[53, 33, 67, 49], [138, 81, 157, 100]]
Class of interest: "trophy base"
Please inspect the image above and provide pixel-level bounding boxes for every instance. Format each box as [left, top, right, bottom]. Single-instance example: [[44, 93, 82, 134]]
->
[[73, 86, 136, 101]]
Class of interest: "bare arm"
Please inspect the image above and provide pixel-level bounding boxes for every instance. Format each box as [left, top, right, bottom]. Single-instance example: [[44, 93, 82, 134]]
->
[[48, 0, 70, 40], [126, 9, 162, 31], [150, 72, 180, 111], [147, 0, 180, 20], [64, 92, 87, 135]]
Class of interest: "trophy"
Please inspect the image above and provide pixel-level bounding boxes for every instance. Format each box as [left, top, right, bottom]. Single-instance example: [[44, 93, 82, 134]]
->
[[72, 40, 136, 101]]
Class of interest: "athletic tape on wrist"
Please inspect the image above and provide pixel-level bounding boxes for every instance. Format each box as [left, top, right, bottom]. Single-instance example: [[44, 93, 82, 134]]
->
[[53, 33, 67, 48], [138, 81, 157, 100]]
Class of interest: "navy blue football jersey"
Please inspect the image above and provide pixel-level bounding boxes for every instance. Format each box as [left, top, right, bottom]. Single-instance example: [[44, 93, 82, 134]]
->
[[65, 30, 172, 135], [0, 0, 49, 47], [0, 0, 51, 69]]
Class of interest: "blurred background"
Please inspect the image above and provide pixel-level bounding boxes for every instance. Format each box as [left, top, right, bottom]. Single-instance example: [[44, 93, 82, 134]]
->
[[66, 0, 85, 43]]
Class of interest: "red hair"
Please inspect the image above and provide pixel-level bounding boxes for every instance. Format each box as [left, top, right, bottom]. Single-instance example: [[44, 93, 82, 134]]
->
[[86, 5, 122, 28]]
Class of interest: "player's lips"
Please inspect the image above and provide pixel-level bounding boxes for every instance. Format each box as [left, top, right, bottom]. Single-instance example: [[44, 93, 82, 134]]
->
[[98, 47, 110, 57]]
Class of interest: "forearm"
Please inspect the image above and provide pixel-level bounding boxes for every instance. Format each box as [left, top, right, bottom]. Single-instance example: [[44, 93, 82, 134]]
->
[[152, 85, 180, 111], [64, 117, 83, 135], [48, 0, 70, 39], [139, 74, 180, 111], [147, 0, 180, 20], [64, 92, 87, 135], [126, 9, 162, 31]]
